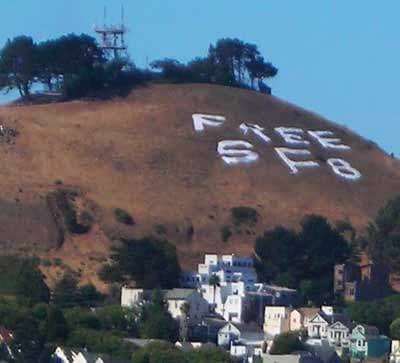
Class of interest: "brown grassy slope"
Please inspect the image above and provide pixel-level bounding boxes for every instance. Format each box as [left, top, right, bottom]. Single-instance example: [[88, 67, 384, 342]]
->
[[0, 83, 398, 284]]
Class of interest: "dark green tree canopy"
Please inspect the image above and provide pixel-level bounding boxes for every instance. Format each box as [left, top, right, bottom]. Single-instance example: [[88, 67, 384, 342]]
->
[[16, 261, 50, 306], [270, 332, 304, 355], [152, 37, 277, 91], [367, 195, 400, 272], [255, 215, 352, 304], [0, 36, 38, 97], [100, 237, 181, 289]]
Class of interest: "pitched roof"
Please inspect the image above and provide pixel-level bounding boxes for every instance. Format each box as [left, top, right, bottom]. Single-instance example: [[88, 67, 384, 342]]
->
[[0, 326, 13, 344], [297, 308, 321, 318]]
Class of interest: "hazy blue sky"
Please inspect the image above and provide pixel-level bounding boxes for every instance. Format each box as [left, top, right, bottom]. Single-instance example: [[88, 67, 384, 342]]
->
[[1, 1, 399, 155]]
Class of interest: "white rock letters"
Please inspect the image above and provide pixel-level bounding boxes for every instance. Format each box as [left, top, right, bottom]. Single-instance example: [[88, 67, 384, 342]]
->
[[191, 113, 362, 181]]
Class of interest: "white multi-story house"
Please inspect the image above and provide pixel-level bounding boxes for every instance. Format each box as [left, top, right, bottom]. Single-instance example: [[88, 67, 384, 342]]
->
[[121, 287, 209, 324], [181, 253, 297, 325], [263, 306, 292, 337], [201, 281, 247, 323], [181, 254, 257, 288]]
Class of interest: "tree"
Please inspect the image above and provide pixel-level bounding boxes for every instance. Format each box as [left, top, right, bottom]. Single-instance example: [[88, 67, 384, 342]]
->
[[367, 195, 400, 273], [269, 332, 304, 355], [390, 318, 400, 339], [0, 36, 38, 98], [78, 284, 104, 307], [179, 302, 191, 342], [45, 306, 69, 342], [208, 274, 220, 310], [254, 215, 352, 304], [10, 315, 45, 363], [138, 290, 179, 341], [132, 342, 187, 363], [52, 273, 80, 308], [16, 261, 50, 306], [100, 237, 181, 289]]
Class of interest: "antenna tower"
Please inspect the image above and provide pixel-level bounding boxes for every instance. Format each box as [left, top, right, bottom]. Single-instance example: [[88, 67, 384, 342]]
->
[[94, 5, 128, 59]]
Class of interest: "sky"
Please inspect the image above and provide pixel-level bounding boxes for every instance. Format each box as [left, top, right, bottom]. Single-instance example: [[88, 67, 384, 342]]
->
[[0, 1, 399, 156]]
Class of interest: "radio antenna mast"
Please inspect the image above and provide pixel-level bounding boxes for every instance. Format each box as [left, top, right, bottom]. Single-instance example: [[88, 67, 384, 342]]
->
[[94, 5, 128, 59]]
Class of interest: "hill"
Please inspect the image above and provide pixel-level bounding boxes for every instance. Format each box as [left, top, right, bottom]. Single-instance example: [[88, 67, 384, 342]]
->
[[0, 83, 398, 288]]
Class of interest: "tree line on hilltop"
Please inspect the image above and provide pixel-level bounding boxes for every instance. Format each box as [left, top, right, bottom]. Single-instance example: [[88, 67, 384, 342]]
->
[[0, 34, 278, 101]]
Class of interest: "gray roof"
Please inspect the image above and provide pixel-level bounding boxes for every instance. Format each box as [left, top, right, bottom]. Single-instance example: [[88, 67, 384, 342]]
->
[[124, 338, 166, 348], [164, 288, 197, 300]]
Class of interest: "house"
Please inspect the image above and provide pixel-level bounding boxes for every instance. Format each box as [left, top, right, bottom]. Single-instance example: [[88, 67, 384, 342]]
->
[[181, 254, 257, 289], [164, 289, 209, 324], [326, 321, 351, 348], [290, 308, 320, 332], [53, 347, 129, 363], [191, 317, 228, 343], [350, 324, 390, 359], [390, 340, 400, 363], [218, 322, 266, 362], [0, 327, 13, 345], [230, 340, 265, 363], [201, 280, 248, 323], [121, 287, 209, 324], [334, 259, 390, 302], [217, 322, 265, 348], [307, 307, 348, 340], [264, 307, 292, 337]]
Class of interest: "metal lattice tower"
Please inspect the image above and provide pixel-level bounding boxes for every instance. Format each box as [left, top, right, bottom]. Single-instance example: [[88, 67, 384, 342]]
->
[[94, 6, 128, 59]]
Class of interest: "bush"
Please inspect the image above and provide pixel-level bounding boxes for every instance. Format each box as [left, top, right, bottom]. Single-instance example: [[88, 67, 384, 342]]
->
[[270, 332, 304, 355], [231, 207, 258, 226], [221, 226, 232, 242], [114, 208, 134, 226]]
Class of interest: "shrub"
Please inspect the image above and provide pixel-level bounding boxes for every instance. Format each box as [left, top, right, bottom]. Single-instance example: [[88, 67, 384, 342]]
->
[[53, 258, 63, 267], [41, 259, 52, 267], [114, 208, 134, 226], [231, 206, 258, 226], [270, 332, 304, 355], [221, 226, 232, 242]]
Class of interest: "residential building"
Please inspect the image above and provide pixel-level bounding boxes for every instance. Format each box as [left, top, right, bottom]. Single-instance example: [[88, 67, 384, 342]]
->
[[181, 254, 257, 288], [121, 287, 209, 324], [164, 289, 209, 324], [263, 306, 292, 337], [53, 347, 129, 363], [290, 308, 320, 332], [307, 307, 349, 340], [217, 322, 265, 348], [218, 322, 266, 362], [326, 321, 351, 348], [390, 340, 400, 363], [334, 259, 390, 302], [350, 324, 390, 359]]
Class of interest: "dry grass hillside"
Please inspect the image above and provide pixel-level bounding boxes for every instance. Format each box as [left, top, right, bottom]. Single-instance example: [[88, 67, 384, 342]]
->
[[0, 83, 398, 288]]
